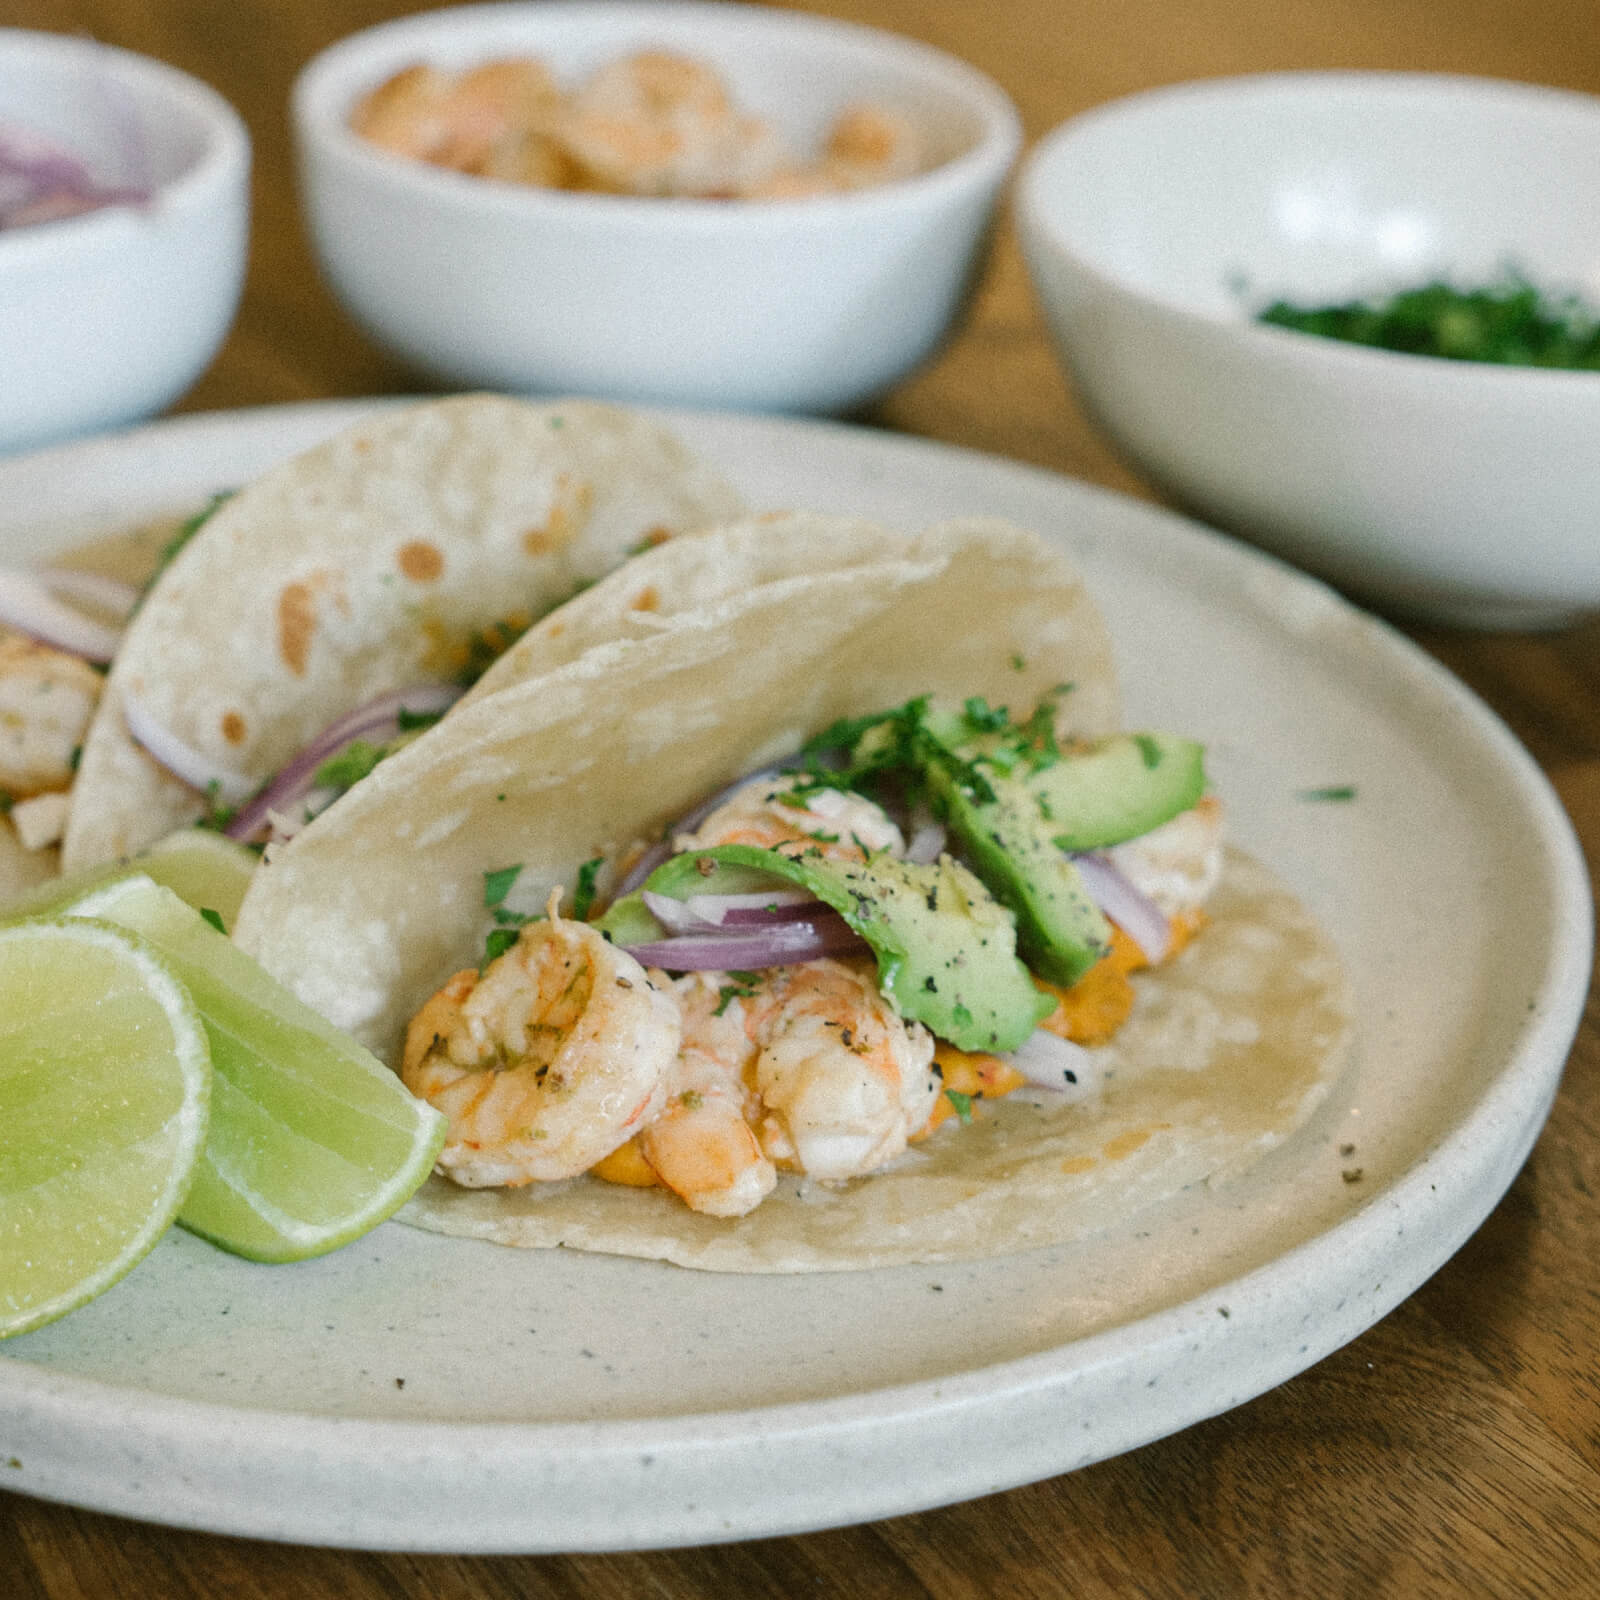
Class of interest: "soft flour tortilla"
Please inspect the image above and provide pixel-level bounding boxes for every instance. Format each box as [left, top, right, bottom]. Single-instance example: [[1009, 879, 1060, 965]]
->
[[62, 395, 744, 871], [232, 515, 1350, 1271], [233, 513, 1122, 1060]]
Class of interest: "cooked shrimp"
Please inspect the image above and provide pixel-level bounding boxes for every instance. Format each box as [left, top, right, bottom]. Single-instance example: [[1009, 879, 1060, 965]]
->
[[401, 895, 680, 1187], [352, 57, 562, 174], [561, 50, 783, 196], [0, 633, 103, 799], [639, 971, 776, 1217], [1106, 794, 1225, 919], [349, 63, 460, 163], [674, 775, 905, 861], [744, 957, 939, 1182], [820, 104, 923, 187]]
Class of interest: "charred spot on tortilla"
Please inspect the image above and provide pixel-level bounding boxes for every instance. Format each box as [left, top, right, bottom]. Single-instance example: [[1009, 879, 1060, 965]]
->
[[523, 476, 594, 555], [220, 711, 247, 746], [277, 582, 317, 676], [275, 571, 347, 677], [627, 526, 674, 556], [397, 541, 445, 582], [629, 587, 660, 612]]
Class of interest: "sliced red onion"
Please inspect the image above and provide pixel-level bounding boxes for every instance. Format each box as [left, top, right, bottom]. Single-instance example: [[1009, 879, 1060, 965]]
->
[[1071, 851, 1171, 964], [687, 888, 814, 921], [639, 887, 820, 933], [621, 908, 865, 971], [1003, 1028, 1098, 1097], [904, 817, 947, 864], [121, 684, 256, 804], [224, 683, 463, 841], [639, 890, 720, 935], [0, 124, 149, 230], [613, 760, 791, 896], [0, 568, 127, 661]]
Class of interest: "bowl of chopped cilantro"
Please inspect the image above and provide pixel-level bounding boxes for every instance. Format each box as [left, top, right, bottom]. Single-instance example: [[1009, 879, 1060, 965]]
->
[[1018, 71, 1600, 628]]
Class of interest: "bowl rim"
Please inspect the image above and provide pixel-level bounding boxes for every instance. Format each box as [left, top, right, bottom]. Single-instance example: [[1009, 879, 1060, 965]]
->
[[0, 26, 250, 264], [291, 0, 1022, 230], [1017, 67, 1600, 389]]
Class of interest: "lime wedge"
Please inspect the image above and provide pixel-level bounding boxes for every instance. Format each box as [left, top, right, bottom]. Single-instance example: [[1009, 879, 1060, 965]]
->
[[65, 875, 446, 1263], [134, 829, 258, 932], [0, 918, 210, 1339], [5, 827, 258, 933]]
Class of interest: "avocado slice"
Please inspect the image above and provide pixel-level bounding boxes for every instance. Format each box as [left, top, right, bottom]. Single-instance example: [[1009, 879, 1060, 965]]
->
[[1027, 732, 1206, 852], [923, 762, 1111, 987], [640, 844, 1052, 1053]]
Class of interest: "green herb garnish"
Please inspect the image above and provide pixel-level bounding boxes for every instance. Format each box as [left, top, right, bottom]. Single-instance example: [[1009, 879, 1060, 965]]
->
[[573, 857, 604, 920], [1258, 272, 1600, 369], [1298, 785, 1357, 802], [312, 739, 387, 793], [145, 490, 234, 597], [483, 864, 523, 908], [944, 1089, 974, 1124]]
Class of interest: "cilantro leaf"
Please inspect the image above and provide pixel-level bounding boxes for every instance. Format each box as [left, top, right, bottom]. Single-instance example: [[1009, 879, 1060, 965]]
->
[[483, 864, 523, 908], [572, 857, 603, 920]]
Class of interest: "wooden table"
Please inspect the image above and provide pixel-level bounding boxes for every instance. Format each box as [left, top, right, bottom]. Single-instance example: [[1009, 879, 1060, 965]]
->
[[5, 0, 1597, 1593]]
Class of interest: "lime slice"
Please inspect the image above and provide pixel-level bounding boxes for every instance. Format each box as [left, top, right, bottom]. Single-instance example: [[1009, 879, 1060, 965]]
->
[[4, 827, 258, 933], [0, 918, 210, 1340], [65, 875, 446, 1263]]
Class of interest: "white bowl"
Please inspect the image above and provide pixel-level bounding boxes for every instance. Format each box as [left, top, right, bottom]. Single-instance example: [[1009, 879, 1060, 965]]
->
[[0, 30, 249, 457], [1018, 71, 1600, 629], [292, 1, 1020, 414]]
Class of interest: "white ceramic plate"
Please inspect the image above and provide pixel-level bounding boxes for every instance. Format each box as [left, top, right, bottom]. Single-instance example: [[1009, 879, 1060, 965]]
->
[[0, 403, 1589, 1552]]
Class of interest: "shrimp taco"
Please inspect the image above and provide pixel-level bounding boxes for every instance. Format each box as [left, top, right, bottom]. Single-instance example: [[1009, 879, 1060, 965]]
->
[[232, 515, 1351, 1272], [59, 393, 743, 874]]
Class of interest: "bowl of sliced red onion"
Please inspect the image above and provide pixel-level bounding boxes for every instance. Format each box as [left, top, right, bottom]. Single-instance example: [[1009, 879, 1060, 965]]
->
[[0, 29, 249, 455]]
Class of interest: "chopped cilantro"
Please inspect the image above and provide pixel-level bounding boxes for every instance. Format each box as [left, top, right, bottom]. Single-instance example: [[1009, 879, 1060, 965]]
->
[[142, 490, 234, 600], [573, 857, 603, 920], [1258, 272, 1600, 368], [481, 926, 520, 966], [196, 779, 239, 834], [313, 739, 388, 793], [961, 696, 1010, 733], [1010, 653, 1027, 671], [396, 706, 444, 733], [1299, 785, 1357, 802], [944, 1089, 974, 1124], [456, 617, 531, 686], [483, 864, 523, 908], [198, 908, 226, 933], [1134, 734, 1163, 770], [714, 979, 758, 1016]]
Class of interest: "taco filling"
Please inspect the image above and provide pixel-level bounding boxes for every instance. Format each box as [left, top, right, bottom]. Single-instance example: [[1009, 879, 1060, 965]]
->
[[397, 692, 1224, 1219]]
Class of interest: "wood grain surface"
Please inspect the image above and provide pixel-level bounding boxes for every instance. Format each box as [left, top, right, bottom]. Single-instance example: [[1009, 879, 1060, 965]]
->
[[3, 1, 1598, 1595]]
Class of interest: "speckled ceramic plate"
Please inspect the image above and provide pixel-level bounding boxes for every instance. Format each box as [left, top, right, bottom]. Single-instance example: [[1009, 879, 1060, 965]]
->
[[0, 403, 1589, 1552]]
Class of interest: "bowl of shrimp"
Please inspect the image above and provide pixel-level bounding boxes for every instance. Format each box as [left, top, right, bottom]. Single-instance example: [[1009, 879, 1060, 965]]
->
[[0, 29, 249, 455], [291, 1, 1020, 413]]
